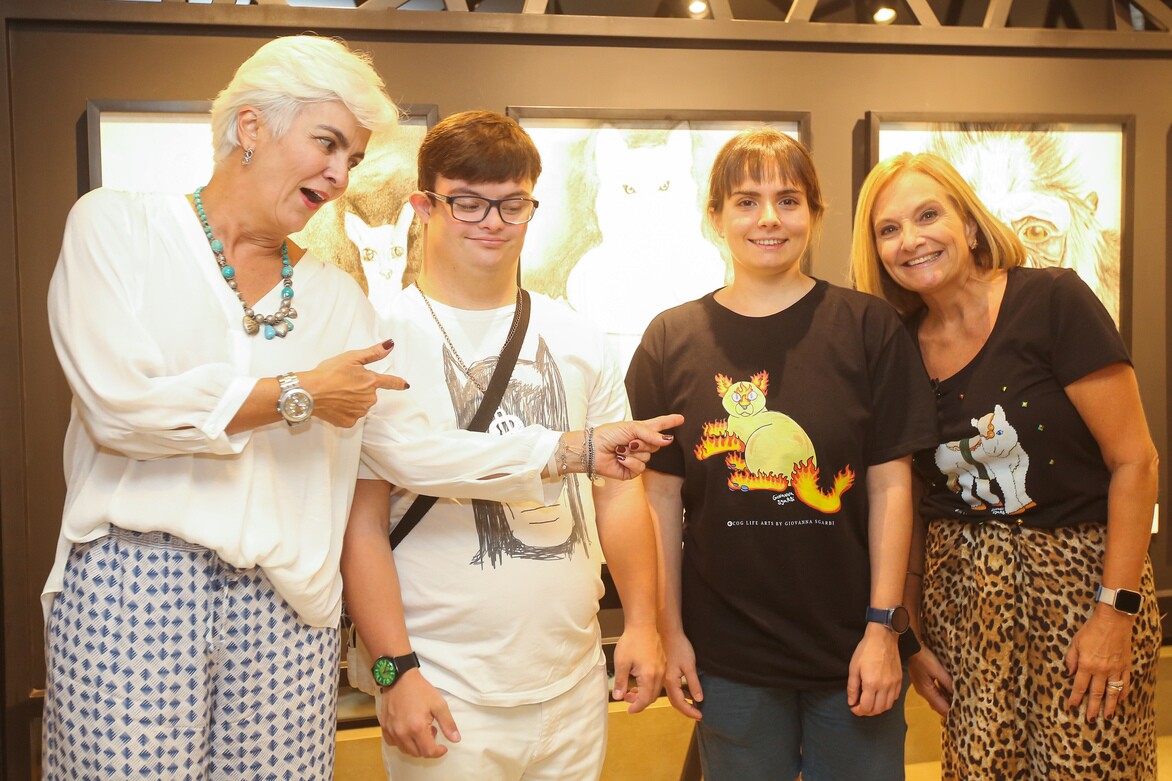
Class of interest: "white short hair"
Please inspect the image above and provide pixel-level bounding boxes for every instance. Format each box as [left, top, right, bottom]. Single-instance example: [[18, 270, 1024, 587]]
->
[[210, 35, 399, 163]]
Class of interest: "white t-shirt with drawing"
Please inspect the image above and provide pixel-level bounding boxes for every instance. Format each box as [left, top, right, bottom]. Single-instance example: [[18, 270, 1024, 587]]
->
[[366, 287, 628, 707]]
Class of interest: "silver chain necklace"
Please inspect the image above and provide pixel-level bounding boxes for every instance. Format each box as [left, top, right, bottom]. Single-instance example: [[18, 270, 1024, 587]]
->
[[414, 282, 522, 393]]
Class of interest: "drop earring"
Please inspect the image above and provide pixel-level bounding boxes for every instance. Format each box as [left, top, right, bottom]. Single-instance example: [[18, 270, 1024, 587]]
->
[[242, 147, 254, 165]]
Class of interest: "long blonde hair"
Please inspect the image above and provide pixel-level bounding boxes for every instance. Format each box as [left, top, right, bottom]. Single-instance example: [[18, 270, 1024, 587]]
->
[[850, 152, 1026, 319]]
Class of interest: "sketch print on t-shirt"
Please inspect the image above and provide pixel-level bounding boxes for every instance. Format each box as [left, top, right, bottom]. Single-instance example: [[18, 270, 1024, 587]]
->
[[934, 403, 1036, 515], [694, 370, 855, 513], [443, 336, 589, 567]]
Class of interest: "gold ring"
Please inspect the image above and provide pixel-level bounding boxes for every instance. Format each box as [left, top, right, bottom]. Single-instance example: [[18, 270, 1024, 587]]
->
[[1106, 681, 1124, 692]]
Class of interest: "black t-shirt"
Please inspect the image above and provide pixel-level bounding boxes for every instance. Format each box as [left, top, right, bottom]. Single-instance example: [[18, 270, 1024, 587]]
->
[[915, 266, 1129, 529], [626, 281, 937, 688]]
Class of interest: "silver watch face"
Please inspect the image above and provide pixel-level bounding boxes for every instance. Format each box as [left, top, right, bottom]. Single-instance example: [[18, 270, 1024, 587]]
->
[[280, 388, 314, 424]]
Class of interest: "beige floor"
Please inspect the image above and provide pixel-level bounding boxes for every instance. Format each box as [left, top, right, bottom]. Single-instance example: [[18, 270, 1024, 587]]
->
[[337, 646, 1172, 780]]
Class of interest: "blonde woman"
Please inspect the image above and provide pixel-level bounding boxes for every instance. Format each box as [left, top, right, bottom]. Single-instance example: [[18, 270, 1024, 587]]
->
[[851, 151, 1160, 779]]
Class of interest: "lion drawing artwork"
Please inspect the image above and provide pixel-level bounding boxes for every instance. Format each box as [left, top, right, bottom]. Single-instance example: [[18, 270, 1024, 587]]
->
[[935, 403, 1036, 515], [694, 371, 855, 512], [927, 126, 1121, 323]]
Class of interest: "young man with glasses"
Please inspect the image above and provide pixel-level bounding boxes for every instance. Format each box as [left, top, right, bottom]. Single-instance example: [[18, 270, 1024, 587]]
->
[[341, 110, 665, 780]]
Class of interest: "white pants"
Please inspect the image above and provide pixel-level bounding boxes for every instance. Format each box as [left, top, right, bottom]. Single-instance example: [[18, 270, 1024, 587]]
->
[[381, 659, 609, 781]]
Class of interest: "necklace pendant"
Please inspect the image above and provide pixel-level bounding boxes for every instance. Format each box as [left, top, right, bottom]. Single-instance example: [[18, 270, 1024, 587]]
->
[[195, 185, 299, 341]]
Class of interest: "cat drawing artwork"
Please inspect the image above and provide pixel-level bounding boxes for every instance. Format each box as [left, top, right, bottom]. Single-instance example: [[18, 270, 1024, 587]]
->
[[935, 403, 1035, 515], [344, 202, 416, 313], [444, 336, 590, 568], [933, 437, 1001, 512], [565, 125, 727, 367], [291, 125, 425, 299], [694, 371, 855, 513]]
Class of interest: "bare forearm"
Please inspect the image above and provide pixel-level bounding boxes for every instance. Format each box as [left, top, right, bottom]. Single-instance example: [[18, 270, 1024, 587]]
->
[[1101, 458, 1158, 591], [866, 458, 914, 608], [904, 514, 927, 637], [904, 475, 928, 636], [594, 478, 657, 627], [341, 480, 413, 659], [644, 470, 686, 635]]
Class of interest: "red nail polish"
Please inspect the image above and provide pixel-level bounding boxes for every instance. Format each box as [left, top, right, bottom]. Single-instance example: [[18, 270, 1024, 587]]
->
[[382, 338, 395, 350]]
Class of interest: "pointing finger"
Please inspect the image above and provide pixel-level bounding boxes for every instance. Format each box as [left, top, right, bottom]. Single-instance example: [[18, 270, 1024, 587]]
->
[[373, 372, 409, 391]]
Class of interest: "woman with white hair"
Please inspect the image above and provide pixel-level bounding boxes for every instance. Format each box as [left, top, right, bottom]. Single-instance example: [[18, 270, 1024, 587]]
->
[[41, 35, 678, 780]]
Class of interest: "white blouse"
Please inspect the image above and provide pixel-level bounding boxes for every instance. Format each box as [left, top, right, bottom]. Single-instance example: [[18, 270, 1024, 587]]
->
[[44, 189, 558, 627]]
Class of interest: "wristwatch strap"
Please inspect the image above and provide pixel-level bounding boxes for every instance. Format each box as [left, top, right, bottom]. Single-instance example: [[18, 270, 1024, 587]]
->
[[372, 651, 421, 690], [864, 605, 910, 634], [1094, 585, 1143, 615]]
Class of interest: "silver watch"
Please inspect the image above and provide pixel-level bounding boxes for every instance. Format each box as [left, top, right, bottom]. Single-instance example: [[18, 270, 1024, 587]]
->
[[276, 372, 314, 427]]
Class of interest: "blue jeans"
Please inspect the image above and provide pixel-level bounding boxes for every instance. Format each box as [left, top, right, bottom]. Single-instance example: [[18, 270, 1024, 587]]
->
[[694, 670, 908, 781]]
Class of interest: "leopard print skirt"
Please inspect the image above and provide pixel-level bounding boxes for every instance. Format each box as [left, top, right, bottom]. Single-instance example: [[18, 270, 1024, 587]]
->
[[921, 518, 1161, 781]]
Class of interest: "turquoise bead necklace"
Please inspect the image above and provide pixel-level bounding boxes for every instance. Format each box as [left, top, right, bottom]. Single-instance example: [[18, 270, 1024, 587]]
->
[[193, 186, 297, 339]]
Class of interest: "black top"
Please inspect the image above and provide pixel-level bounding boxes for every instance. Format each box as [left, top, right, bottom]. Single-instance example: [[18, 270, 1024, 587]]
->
[[914, 266, 1129, 529], [627, 280, 936, 688]]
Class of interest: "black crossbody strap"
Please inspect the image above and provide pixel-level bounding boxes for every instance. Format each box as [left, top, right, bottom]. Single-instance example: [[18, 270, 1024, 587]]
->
[[390, 289, 532, 550]]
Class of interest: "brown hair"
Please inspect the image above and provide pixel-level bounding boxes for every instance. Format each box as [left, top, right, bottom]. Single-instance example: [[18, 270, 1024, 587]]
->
[[707, 128, 825, 242], [417, 110, 542, 193], [850, 151, 1026, 319]]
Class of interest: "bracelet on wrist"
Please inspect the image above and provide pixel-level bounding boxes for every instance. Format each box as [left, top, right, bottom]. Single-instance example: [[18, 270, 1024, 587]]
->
[[585, 425, 599, 483], [555, 434, 589, 477]]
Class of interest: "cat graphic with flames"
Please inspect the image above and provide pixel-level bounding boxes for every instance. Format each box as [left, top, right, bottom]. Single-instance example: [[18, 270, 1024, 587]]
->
[[695, 371, 855, 513]]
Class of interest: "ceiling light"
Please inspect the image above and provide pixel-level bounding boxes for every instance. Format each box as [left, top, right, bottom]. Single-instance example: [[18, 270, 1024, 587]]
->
[[873, 6, 896, 24], [688, 0, 709, 17]]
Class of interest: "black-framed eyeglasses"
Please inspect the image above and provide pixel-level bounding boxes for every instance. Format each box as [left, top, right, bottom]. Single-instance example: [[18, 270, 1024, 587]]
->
[[426, 191, 540, 225]]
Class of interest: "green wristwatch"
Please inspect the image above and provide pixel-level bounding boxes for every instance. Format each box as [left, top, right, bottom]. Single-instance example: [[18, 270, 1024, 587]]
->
[[371, 652, 420, 690]]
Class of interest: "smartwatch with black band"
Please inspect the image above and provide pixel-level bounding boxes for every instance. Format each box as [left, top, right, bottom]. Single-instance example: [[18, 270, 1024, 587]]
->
[[371, 652, 421, 690], [865, 605, 910, 635], [1094, 585, 1143, 616]]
